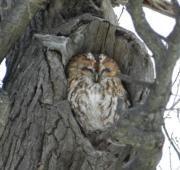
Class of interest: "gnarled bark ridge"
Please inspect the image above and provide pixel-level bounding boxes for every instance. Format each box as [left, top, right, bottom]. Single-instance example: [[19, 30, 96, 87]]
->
[[0, 0, 179, 170]]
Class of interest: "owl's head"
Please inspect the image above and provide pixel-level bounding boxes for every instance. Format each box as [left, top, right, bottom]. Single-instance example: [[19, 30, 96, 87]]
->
[[67, 53, 121, 83]]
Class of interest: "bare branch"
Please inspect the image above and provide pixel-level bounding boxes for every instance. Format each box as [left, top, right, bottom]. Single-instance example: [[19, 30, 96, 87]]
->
[[169, 145, 172, 170], [171, 136, 180, 152], [167, 0, 180, 45], [143, 0, 175, 18], [110, 0, 128, 6], [158, 165, 163, 170], [171, 81, 180, 108], [117, 6, 125, 22], [162, 123, 180, 160], [172, 67, 180, 86], [127, 0, 180, 113], [97, 115, 163, 148], [145, 0, 180, 111], [111, 0, 176, 18], [0, 0, 48, 63], [126, 0, 166, 64]]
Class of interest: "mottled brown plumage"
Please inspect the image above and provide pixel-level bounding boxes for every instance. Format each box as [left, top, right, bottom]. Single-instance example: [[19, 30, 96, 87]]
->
[[67, 53, 129, 133]]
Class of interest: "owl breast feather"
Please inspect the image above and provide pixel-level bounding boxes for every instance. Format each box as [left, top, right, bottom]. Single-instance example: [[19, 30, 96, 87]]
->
[[68, 79, 119, 132]]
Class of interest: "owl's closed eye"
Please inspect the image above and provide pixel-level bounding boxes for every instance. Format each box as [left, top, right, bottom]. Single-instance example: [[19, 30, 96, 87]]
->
[[67, 53, 129, 133]]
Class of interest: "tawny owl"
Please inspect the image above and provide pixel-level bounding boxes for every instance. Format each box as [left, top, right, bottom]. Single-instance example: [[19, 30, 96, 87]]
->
[[67, 53, 129, 133]]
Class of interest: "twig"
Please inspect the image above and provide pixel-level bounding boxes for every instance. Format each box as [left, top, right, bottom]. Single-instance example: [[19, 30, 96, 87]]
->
[[117, 6, 125, 23], [169, 145, 172, 170], [172, 67, 180, 87], [170, 79, 180, 110], [171, 136, 180, 152], [167, 98, 180, 111], [158, 165, 163, 170], [162, 123, 180, 160]]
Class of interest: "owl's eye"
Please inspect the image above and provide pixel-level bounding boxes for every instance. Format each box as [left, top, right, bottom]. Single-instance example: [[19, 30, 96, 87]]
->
[[82, 67, 94, 73], [102, 68, 111, 73]]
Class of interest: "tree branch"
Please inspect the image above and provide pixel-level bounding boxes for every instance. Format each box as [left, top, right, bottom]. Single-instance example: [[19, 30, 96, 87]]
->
[[167, 0, 180, 45], [143, 0, 175, 18], [0, 0, 48, 63], [144, 0, 180, 112], [97, 107, 163, 149], [111, 0, 176, 18], [162, 123, 180, 160], [127, 0, 180, 113], [126, 0, 166, 63]]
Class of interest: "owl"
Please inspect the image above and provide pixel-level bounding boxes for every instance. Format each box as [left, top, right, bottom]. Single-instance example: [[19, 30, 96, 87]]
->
[[67, 53, 129, 133]]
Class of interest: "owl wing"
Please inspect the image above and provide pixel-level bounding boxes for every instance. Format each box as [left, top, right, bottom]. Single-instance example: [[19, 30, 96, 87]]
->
[[116, 85, 130, 114]]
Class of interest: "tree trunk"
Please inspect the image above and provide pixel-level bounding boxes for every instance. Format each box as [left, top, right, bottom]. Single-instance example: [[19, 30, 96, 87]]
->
[[0, 0, 179, 170]]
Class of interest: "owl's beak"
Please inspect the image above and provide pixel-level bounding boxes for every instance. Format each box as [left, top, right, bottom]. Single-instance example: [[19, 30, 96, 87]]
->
[[94, 73, 100, 83]]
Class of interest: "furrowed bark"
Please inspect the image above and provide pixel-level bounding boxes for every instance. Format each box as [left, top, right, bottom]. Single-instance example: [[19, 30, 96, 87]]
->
[[0, 0, 48, 63], [0, 0, 179, 170]]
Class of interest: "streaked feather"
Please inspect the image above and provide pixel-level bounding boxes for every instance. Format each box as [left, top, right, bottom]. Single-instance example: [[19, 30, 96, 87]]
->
[[67, 53, 129, 133]]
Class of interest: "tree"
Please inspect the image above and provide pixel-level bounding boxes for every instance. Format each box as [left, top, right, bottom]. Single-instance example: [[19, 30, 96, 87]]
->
[[0, 0, 179, 169]]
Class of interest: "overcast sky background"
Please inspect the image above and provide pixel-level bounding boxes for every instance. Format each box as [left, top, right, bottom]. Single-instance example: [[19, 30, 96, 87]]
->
[[0, 3, 179, 170], [0, 59, 6, 86]]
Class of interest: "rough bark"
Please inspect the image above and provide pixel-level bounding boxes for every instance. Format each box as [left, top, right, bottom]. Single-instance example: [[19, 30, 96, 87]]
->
[[0, 0, 179, 170], [0, 0, 176, 63], [0, 90, 9, 136], [0, 0, 48, 63]]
